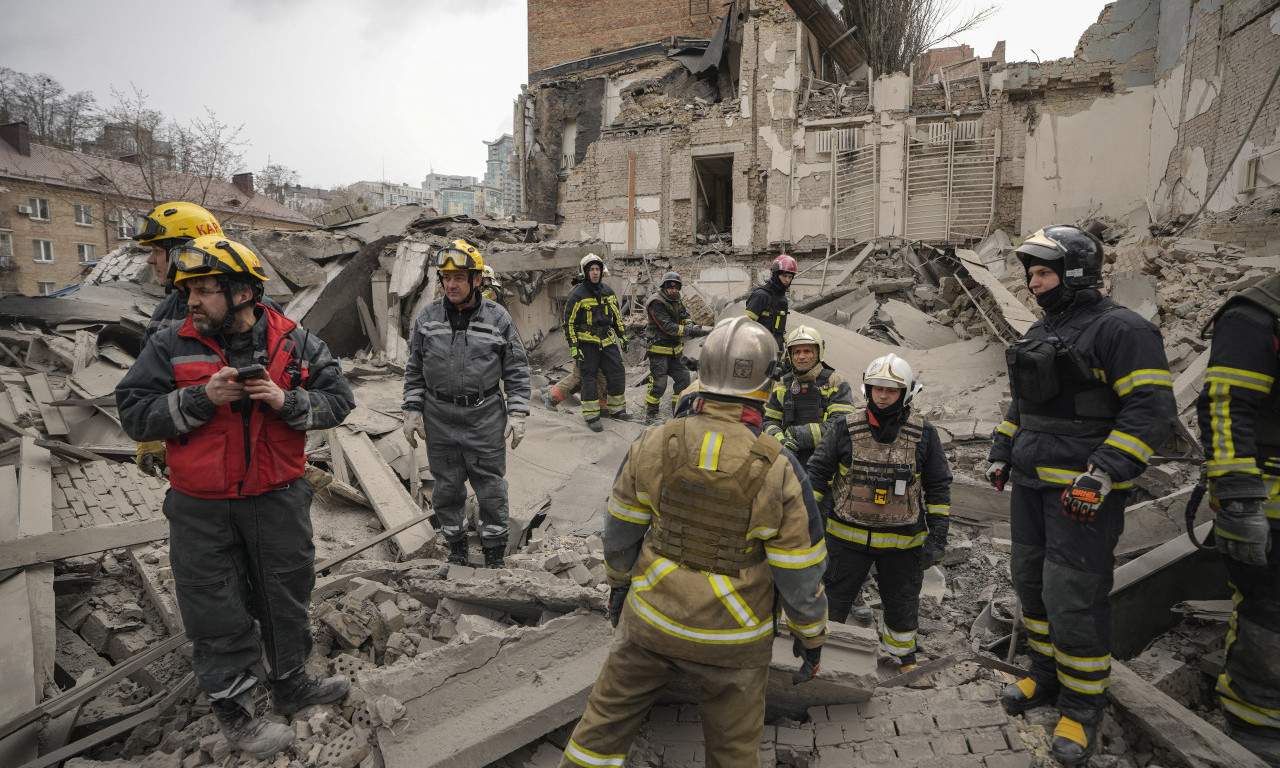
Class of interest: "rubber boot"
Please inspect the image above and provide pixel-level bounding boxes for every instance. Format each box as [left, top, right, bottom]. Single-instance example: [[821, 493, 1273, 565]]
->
[[1001, 677, 1059, 716], [483, 545, 506, 569], [213, 697, 294, 759], [1051, 715, 1099, 766], [271, 672, 350, 717], [585, 417, 603, 433], [447, 538, 469, 566], [1226, 717, 1280, 767]]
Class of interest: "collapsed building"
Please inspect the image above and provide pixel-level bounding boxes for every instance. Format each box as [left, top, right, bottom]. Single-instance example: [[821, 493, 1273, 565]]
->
[[0, 0, 1278, 766]]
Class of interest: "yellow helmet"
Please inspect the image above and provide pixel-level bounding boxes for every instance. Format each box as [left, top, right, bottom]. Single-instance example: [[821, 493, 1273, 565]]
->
[[134, 202, 222, 246], [172, 236, 269, 287], [438, 238, 484, 272]]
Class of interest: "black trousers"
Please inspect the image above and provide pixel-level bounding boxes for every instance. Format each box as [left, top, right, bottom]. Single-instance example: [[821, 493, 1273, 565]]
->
[[645, 352, 690, 415], [1218, 519, 1280, 731], [580, 343, 626, 419], [164, 480, 316, 701], [823, 536, 923, 662]]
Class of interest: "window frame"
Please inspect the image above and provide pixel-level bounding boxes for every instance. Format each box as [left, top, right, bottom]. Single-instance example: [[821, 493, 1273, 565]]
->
[[77, 243, 97, 264], [32, 239, 54, 263], [28, 197, 51, 221], [74, 204, 94, 226], [36, 281, 56, 295]]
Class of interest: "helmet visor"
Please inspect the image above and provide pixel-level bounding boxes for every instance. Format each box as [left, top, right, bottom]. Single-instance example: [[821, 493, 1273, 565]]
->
[[438, 246, 479, 271], [133, 213, 165, 243]]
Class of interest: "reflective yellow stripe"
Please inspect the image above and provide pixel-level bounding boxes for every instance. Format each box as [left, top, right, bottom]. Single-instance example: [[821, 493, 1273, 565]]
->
[[632, 558, 678, 591], [787, 616, 825, 638], [1207, 458, 1262, 476], [1022, 616, 1049, 634], [748, 526, 779, 540], [882, 625, 916, 654], [807, 423, 821, 446], [709, 574, 759, 628], [926, 504, 950, 516], [997, 420, 1018, 437], [1028, 637, 1055, 656], [1104, 430, 1154, 463], [1205, 365, 1275, 393], [813, 490, 825, 503], [1112, 368, 1174, 396], [608, 495, 651, 525], [1208, 381, 1240, 474], [649, 343, 681, 355], [825, 518, 927, 549], [745, 309, 760, 320], [765, 538, 827, 569], [564, 739, 627, 767], [699, 432, 723, 471], [1218, 674, 1280, 728], [1058, 670, 1109, 694], [604, 562, 631, 581], [1036, 466, 1080, 485], [1091, 367, 1108, 383], [628, 592, 774, 644], [1055, 649, 1110, 673]]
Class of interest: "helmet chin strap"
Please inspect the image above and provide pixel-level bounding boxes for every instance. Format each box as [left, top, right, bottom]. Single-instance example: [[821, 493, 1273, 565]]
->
[[201, 279, 259, 338]]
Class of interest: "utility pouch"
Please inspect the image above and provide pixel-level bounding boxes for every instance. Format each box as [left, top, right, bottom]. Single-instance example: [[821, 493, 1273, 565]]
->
[[1006, 339, 1059, 403], [893, 465, 911, 496], [1055, 344, 1094, 383], [873, 476, 890, 505]]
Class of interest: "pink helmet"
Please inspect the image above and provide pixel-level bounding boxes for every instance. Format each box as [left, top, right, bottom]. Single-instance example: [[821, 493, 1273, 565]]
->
[[771, 253, 798, 276]]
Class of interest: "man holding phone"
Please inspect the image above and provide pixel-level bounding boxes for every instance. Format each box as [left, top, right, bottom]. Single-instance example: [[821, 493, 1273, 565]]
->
[[116, 236, 355, 759]]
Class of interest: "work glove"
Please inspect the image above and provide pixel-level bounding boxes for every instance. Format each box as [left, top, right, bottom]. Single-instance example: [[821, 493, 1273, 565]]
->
[[1062, 466, 1112, 523], [619, 336, 630, 354], [505, 413, 527, 450], [571, 346, 585, 362], [402, 410, 426, 449], [919, 532, 947, 571], [683, 355, 700, 372], [686, 324, 710, 338], [608, 585, 629, 628], [135, 441, 166, 478], [791, 636, 822, 685], [1214, 498, 1271, 566], [774, 430, 799, 454], [985, 461, 1009, 491]]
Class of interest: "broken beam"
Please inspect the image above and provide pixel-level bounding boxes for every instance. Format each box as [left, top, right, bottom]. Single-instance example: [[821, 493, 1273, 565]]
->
[[333, 428, 434, 559], [0, 518, 169, 571], [314, 511, 435, 575]]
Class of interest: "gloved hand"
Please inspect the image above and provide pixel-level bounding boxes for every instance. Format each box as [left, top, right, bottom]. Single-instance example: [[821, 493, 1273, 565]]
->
[[686, 324, 710, 338], [571, 346, 585, 362], [683, 355, 700, 372], [791, 636, 822, 685], [505, 413, 527, 450], [985, 461, 1009, 491], [608, 585, 629, 627], [402, 410, 426, 448], [135, 441, 166, 478], [620, 336, 630, 354], [919, 532, 947, 571], [1214, 498, 1271, 566], [1062, 466, 1112, 523]]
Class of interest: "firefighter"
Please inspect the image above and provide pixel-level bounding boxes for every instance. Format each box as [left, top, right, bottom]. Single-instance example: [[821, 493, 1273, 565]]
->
[[763, 325, 856, 467], [480, 264, 506, 307], [564, 253, 632, 431], [559, 316, 828, 768], [1196, 271, 1280, 766], [643, 271, 710, 424], [806, 353, 950, 672], [401, 239, 531, 568], [745, 253, 797, 353], [986, 224, 1175, 765]]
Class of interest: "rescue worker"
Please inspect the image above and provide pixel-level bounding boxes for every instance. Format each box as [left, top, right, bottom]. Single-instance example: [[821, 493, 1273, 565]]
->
[[986, 224, 1175, 765], [1196, 271, 1280, 766], [763, 325, 856, 467], [544, 267, 608, 412], [564, 253, 632, 431], [402, 238, 531, 568], [745, 253, 797, 353], [806, 353, 951, 672], [480, 264, 506, 307], [115, 236, 355, 759], [643, 270, 710, 424], [559, 316, 828, 768]]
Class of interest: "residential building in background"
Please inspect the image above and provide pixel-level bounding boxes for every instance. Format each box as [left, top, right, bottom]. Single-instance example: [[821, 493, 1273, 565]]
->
[[347, 180, 437, 212], [484, 134, 519, 217], [422, 172, 478, 193], [281, 185, 334, 218]]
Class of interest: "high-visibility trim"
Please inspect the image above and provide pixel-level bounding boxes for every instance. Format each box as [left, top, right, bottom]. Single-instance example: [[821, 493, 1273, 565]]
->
[[764, 401, 784, 420], [806, 423, 821, 446], [648, 342, 681, 355], [745, 309, 760, 321], [1054, 649, 1111, 672], [1022, 615, 1049, 634], [604, 562, 631, 581], [748, 526, 779, 541], [1057, 670, 1109, 695], [825, 518, 927, 549], [787, 615, 826, 638], [632, 557, 679, 592], [997, 420, 1019, 438], [627, 591, 775, 644], [1105, 430, 1154, 463], [764, 539, 827, 569], [1207, 381, 1239, 474], [1036, 466, 1080, 485], [1091, 367, 1108, 383], [882, 625, 917, 654], [645, 393, 662, 406], [1112, 368, 1174, 396], [1027, 636, 1055, 657], [709, 574, 759, 628], [926, 504, 950, 516], [1207, 458, 1262, 476], [813, 490, 825, 503], [1205, 365, 1275, 393], [827, 402, 856, 414], [564, 739, 627, 767], [699, 431, 724, 471], [608, 495, 652, 525], [637, 491, 653, 510], [1218, 674, 1280, 728]]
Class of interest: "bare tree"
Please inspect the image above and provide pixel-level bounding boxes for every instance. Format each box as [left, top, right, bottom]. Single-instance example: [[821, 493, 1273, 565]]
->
[[840, 0, 996, 77], [0, 67, 99, 148], [255, 163, 300, 203]]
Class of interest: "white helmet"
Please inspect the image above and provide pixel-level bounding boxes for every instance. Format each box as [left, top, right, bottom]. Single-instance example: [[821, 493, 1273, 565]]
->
[[784, 325, 824, 369], [700, 316, 781, 398], [863, 353, 921, 405]]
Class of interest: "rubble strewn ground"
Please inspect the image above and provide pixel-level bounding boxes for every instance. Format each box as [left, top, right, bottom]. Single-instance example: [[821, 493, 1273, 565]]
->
[[0, 195, 1276, 767]]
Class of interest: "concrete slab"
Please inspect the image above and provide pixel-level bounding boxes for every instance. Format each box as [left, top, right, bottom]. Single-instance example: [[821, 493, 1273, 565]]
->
[[1111, 271, 1159, 321]]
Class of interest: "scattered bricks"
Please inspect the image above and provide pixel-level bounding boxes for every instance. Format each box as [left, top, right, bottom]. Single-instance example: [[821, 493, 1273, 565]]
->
[[107, 629, 156, 663], [895, 712, 935, 736], [394, 594, 422, 612], [966, 727, 1008, 755], [79, 610, 117, 652], [814, 722, 845, 747], [991, 537, 1013, 553], [181, 751, 207, 768], [759, 743, 777, 768], [826, 702, 860, 725], [892, 735, 936, 763], [813, 746, 858, 766], [864, 716, 896, 738], [841, 717, 873, 743], [118, 600, 146, 622], [775, 724, 815, 751], [884, 688, 930, 713], [348, 578, 397, 605], [565, 563, 592, 586], [959, 682, 999, 702], [662, 741, 698, 767], [982, 753, 1033, 768], [937, 731, 971, 755], [377, 600, 406, 634], [807, 704, 829, 722], [319, 607, 372, 649], [923, 686, 962, 712], [855, 740, 896, 764], [1001, 724, 1026, 752], [936, 705, 1009, 731], [432, 618, 456, 642], [384, 632, 410, 663], [855, 697, 890, 717]]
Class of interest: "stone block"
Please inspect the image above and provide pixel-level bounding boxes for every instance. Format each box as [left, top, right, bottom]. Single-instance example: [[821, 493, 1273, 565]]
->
[[966, 727, 1008, 755], [855, 740, 897, 764], [79, 610, 115, 652], [814, 722, 845, 747], [893, 735, 935, 762], [959, 683, 999, 702], [677, 703, 699, 722], [841, 717, 873, 743], [936, 705, 1008, 731], [649, 705, 679, 722], [662, 741, 698, 766], [377, 601, 406, 634], [107, 630, 155, 664], [448, 564, 476, 581], [566, 563, 592, 586], [648, 722, 703, 743], [826, 702, 861, 725], [895, 712, 935, 736], [983, 753, 1033, 768], [320, 607, 372, 649], [864, 716, 896, 738], [937, 731, 970, 755], [775, 724, 815, 749], [807, 704, 829, 722], [1001, 724, 1025, 752], [813, 746, 858, 766]]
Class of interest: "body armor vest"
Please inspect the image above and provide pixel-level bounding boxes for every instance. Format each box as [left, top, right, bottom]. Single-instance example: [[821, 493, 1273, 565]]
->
[[1205, 273, 1280, 452], [646, 292, 688, 353], [649, 420, 782, 575], [781, 367, 832, 427], [831, 411, 924, 528]]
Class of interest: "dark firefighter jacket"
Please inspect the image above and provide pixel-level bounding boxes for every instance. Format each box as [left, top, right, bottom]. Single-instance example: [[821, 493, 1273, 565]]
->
[[745, 277, 789, 350], [762, 364, 856, 457], [645, 291, 695, 356], [565, 279, 626, 350]]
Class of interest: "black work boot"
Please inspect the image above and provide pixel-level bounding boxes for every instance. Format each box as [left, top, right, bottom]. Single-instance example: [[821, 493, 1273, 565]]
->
[[1001, 677, 1059, 716], [271, 672, 350, 718], [482, 544, 506, 569], [851, 592, 874, 624], [447, 537, 469, 565], [212, 697, 294, 759], [585, 416, 603, 432], [610, 409, 635, 421], [1051, 715, 1099, 766], [644, 409, 659, 425]]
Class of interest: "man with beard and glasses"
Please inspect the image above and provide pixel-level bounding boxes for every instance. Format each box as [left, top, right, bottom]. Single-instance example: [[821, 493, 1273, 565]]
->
[[116, 236, 354, 760]]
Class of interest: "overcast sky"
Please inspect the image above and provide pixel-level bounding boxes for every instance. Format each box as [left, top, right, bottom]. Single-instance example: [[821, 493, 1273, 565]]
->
[[1, 1, 1105, 191]]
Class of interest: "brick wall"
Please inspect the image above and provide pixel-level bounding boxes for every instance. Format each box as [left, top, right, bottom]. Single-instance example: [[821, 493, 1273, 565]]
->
[[528, 0, 722, 76], [0, 179, 123, 295]]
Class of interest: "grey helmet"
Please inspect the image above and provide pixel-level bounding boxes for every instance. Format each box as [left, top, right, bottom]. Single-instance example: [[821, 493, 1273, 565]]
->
[[700, 316, 781, 397]]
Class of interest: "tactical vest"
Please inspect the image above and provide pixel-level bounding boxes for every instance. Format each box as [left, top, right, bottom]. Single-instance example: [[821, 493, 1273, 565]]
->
[[781, 367, 832, 427], [649, 420, 782, 575], [1204, 273, 1280, 452], [646, 292, 687, 354], [831, 411, 924, 528], [1005, 299, 1122, 437]]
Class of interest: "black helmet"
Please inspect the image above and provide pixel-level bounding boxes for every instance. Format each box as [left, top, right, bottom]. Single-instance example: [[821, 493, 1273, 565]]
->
[[660, 271, 682, 290], [1014, 225, 1104, 290]]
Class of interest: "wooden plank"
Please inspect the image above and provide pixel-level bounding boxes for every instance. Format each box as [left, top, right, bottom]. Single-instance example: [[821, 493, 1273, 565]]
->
[[19, 439, 55, 710], [0, 518, 169, 571], [334, 427, 433, 559], [0, 573, 39, 765], [33, 439, 109, 464], [314, 511, 434, 575], [1108, 661, 1270, 768], [128, 546, 184, 636], [327, 428, 350, 486], [24, 373, 69, 437]]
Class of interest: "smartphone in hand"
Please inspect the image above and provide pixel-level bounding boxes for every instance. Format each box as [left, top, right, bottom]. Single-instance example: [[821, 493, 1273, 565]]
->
[[235, 364, 266, 381]]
